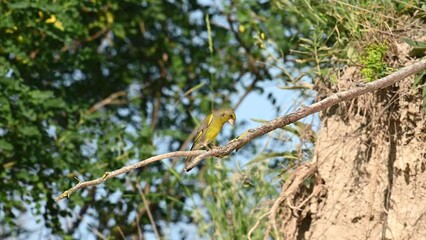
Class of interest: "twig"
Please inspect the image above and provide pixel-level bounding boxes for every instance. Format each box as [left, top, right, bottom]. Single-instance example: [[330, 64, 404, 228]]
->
[[116, 226, 126, 240], [136, 183, 161, 239], [293, 184, 324, 210], [185, 57, 426, 171], [135, 207, 143, 240], [87, 91, 127, 114], [247, 211, 270, 240], [55, 58, 426, 202], [55, 150, 206, 201], [90, 225, 108, 240]]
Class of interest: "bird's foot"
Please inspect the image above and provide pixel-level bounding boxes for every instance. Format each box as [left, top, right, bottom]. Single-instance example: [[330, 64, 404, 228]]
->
[[210, 145, 220, 151], [203, 144, 219, 151]]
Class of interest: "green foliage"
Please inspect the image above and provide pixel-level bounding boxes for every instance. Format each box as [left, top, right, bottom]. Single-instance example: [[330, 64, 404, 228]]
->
[[3, 0, 421, 238], [360, 43, 389, 82], [403, 38, 426, 58], [0, 66, 69, 233], [413, 71, 426, 111], [276, 0, 424, 85], [404, 38, 426, 110], [0, 0, 308, 238], [196, 161, 278, 239], [276, 0, 364, 77]]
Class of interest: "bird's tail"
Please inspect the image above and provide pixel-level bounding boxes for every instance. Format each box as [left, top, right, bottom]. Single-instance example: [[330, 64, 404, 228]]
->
[[184, 156, 194, 172], [185, 145, 195, 172]]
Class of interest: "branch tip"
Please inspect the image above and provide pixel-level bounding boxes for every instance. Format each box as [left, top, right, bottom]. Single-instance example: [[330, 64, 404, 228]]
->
[[54, 58, 426, 202]]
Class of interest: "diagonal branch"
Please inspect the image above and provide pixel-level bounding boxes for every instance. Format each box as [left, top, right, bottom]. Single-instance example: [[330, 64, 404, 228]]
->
[[55, 150, 206, 201], [55, 57, 426, 202], [87, 90, 127, 114], [184, 57, 426, 170]]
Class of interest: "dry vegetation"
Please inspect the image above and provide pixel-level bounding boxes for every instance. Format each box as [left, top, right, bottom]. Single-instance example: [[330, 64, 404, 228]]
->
[[265, 1, 426, 239]]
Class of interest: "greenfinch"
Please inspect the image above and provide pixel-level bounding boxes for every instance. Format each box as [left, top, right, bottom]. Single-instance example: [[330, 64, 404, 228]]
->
[[185, 108, 236, 172]]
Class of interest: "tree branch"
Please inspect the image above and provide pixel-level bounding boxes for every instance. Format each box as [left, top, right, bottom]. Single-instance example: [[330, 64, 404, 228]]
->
[[55, 150, 206, 201], [184, 57, 426, 170], [55, 57, 426, 202], [87, 90, 127, 114]]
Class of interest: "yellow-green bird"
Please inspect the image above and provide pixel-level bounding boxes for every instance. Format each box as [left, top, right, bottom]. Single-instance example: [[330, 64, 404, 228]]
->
[[185, 108, 236, 172]]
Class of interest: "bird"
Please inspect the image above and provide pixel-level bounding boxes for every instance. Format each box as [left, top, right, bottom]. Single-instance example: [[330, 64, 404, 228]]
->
[[185, 108, 236, 172]]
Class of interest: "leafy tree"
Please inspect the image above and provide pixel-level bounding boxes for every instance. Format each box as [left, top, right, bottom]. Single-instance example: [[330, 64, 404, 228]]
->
[[4, 0, 425, 239], [1, 0, 315, 238]]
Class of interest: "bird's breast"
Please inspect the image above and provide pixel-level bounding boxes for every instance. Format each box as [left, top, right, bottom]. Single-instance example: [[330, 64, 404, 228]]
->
[[204, 120, 224, 142]]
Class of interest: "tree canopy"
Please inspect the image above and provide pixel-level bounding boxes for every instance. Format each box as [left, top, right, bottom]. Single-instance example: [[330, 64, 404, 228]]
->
[[1, 0, 425, 239]]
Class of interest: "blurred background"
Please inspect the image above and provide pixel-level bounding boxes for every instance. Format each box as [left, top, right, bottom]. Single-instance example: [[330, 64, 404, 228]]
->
[[1, 0, 423, 239]]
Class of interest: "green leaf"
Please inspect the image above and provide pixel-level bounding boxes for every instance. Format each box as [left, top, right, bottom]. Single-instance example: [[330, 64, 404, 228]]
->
[[413, 71, 426, 88], [0, 139, 14, 152], [423, 87, 426, 111], [29, 90, 55, 101], [19, 125, 39, 137], [247, 151, 298, 165], [402, 38, 426, 57]]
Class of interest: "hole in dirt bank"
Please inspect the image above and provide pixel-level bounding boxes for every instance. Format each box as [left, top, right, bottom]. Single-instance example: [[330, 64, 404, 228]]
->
[[351, 215, 364, 223], [297, 213, 312, 240]]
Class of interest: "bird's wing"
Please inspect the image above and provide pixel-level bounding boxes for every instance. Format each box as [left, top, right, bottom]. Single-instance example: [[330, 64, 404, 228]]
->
[[191, 113, 214, 150], [185, 113, 214, 171]]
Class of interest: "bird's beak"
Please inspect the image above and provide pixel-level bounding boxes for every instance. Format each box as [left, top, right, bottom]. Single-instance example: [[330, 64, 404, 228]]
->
[[228, 118, 235, 126]]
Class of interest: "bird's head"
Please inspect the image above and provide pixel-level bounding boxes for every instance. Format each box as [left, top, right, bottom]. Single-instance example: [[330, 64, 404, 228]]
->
[[217, 108, 236, 126]]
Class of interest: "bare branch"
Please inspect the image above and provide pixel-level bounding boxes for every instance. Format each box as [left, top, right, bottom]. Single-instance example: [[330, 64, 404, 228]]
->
[[135, 183, 161, 239], [54, 150, 206, 201], [87, 91, 127, 114], [185, 57, 426, 170], [55, 57, 426, 202]]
